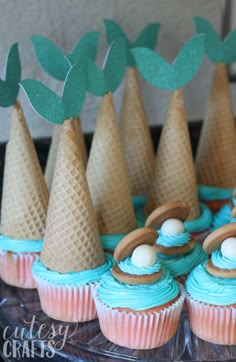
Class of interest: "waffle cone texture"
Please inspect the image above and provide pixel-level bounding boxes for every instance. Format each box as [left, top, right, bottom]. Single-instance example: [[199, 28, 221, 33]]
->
[[86, 92, 136, 235], [195, 62, 236, 188], [145, 89, 200, 220], [120, 67, 155, 195], [0, 101, 49, 239], [40, 119, 104, 274], [44, 117, 87, 191]]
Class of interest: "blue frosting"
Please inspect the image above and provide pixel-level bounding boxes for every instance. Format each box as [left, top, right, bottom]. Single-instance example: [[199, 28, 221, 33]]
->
[[157, 230, 190, 247], [212, 198, 236, 229], [97, 268, 179, 310], [132, 195, 147, 209], [211, 250, 236, 270], [184, 203, 212, 233], [118, 256, 161, 275], [157, 243, 208, 277], [186, 262, 236, 305], [198, 185, 233, 201], [0, 235, 43, 253], [135, 208, 146, 228], [32, 253, 114, 286], [100, 234, 126, 251]]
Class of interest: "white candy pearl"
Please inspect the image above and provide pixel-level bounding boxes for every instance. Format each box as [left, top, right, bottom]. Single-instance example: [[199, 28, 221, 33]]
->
[[131, 244, 156, 267], [221, 237, 236, 258], [161, 218, 184, 236]]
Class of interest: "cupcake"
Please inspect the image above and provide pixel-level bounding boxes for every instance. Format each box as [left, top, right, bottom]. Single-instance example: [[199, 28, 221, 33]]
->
[[32, 120, 113, 322], [212, 198, 236, 229], [145, 201, 208, 280], [94, 227, 185, 349], [193, 18, 236, 212], [0, 102, 49, 289], [186, 223, 236, 344]]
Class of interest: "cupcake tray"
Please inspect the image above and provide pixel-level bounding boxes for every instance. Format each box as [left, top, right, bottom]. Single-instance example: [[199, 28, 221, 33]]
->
[[0, 280, 235, 362]]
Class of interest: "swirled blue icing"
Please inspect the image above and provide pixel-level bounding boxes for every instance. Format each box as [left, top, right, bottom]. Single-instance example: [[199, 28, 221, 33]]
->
[[118, 256, 161, 275], [186, 262, 236, 305], [157, 243, 208, 277], [184, 203, 212, 233], [0, 235, 43, 253], [32, 253, 114, 286], [157, 230, 190, 247], [198, 185, 233, 201], [132, 195, 147, 209], [212, 198, 236, 229], [97, 269, 179, 310], [211, 250, 236, 270], [100, 234, 126, 251]]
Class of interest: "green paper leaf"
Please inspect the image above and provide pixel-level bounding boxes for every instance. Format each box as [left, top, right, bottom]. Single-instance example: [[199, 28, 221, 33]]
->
[[104, 19, 160, 67], [193, 17, 223, 63], [0, 43, 21, 107], [131, 47, 175, 89], [132, 34, 205, 90], [62, 63, 86, 118], [85, 58, 108, 96], [72, 31, 99, 61], [173, 34, 205, 88], [103, 37, 127, 92], [20, 80, 64, 124], [31, 36, 70, 81], [222, 29, 236, 64]]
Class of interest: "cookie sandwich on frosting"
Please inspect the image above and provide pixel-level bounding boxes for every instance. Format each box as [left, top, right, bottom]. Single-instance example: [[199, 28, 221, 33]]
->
[[94, 227, 185, 349], [145, 201, 208, 280]]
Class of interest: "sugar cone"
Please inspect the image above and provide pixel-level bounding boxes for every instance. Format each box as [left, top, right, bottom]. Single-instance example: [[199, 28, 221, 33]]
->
[[120, 67, 155, 195], [0, 101, 49, 239], [195, 62, 236, 188], [86, 92, 136, 234], [145, 89, 200, 220], [40, 119, 104, 273], [44, 117, 87, 191]]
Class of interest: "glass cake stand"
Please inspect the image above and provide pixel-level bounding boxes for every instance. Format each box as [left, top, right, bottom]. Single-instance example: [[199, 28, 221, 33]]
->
[[0, 279, 236, 362]]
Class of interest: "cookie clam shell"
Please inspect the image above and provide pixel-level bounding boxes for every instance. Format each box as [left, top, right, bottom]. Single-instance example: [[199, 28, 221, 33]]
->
[[145, 201, 190, 230]]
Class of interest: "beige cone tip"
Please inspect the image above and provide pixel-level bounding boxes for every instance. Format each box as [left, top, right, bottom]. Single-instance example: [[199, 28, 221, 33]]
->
[[145, 88, 200, 220], [86, 93, 136, 234], [0, 102, 49, 239], [120, 67, 155, 195], [41, 118, 105, 274], [196, 62, 236, 188]]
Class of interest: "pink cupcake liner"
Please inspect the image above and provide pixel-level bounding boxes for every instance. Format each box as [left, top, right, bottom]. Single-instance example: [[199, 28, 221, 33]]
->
[[94, 284, 185, 349], [186, 293, 236, 344], [0, 250, 39, 288], [33, 275, 98, 322]]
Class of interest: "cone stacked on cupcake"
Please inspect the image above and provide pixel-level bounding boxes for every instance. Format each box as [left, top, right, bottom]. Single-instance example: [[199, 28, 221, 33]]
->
[[132, 34, 212, 242], [104, 20, 159, 207], [0, 43, 49, 288], [44, 117, 87, 191], [86, 92, 136, 236], [193, 17, 236, 212], [21, 62, 113, 321], [0, 102, 49, 288]]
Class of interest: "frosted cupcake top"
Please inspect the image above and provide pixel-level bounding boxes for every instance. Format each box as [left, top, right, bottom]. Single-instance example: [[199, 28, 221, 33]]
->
[[0, 235, 43, 253], [198, 185, 233, 201]]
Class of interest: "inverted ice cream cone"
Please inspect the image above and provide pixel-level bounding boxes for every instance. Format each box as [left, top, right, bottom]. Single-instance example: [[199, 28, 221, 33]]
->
[[40, 119, 104, 273], [120, 68, 155, 195], [145, 89, 200, 220], [0, 101, 49, 239], [45, 117, 87, 191], [196, 62, 236, 188], [86, 92, 136, 234]]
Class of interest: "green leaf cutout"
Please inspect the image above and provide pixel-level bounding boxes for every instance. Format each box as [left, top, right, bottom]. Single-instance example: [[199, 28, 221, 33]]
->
[[0, 43, 21, 107], [194, 17, 236, 64], [104, 19, 159, 67], [31, 36, 70, 81], [20, 63, 86, 124], [85, 58, 108, 96], [131, 34, 205, 90], [72, 31, 99, 62], [103, 37, 127, 92]]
